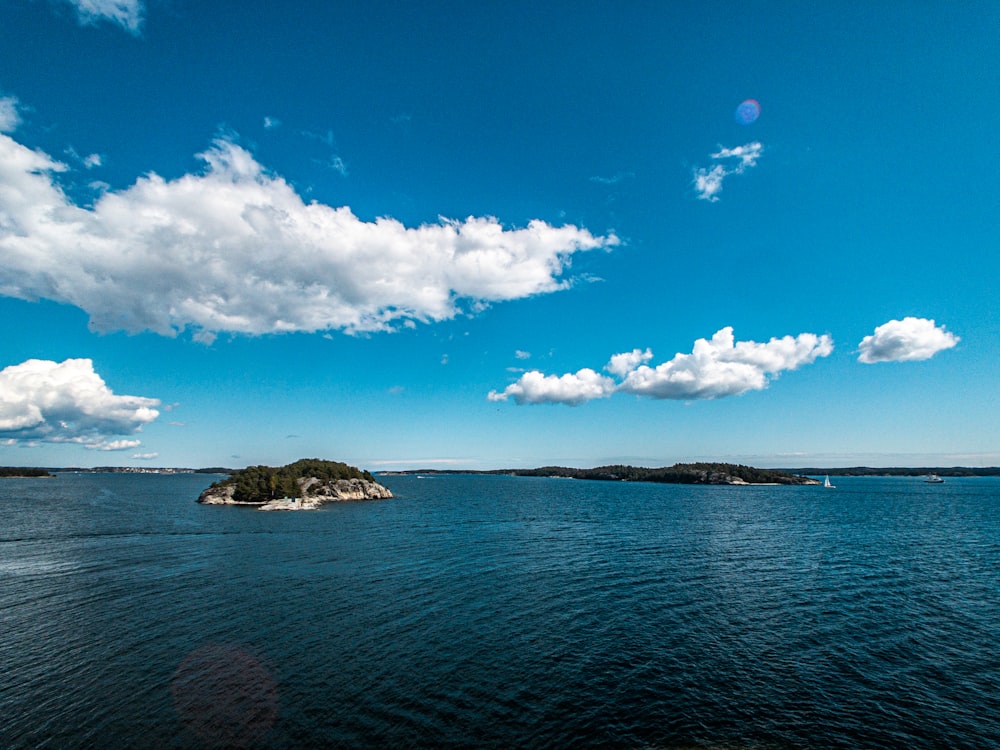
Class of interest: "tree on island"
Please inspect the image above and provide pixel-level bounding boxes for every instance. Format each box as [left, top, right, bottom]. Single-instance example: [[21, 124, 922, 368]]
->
[[213, 459, 376, 503], [0, 467, 52, 478]]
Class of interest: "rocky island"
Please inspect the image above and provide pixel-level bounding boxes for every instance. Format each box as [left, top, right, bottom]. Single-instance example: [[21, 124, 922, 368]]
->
[[197, 458, 392, 511]]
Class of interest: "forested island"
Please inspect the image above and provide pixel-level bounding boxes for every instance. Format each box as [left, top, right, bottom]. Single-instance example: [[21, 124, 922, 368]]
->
[[389, 462, 819, 485], [198, 458, 392, 510], [0, 467, 52, 478]]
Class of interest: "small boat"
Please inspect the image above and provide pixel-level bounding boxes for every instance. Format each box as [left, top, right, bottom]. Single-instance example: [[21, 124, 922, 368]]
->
[[924, 474, 945, 483], [823, 475, 835, 488]]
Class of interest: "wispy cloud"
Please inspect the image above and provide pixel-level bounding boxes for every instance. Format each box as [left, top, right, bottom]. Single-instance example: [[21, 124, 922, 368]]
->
[[368, 457, 479, 467], [490, 327, 833, 405], [325, 155, 348, 176], [64, 145, 103, 170], [301, 128, 348, 175], [693, 141, 763, 201], [132, 451, 159, 460], [514, 350, 531, 360], [0, 131, 618, 339], [858, 317, 959, 363], [88, 438, 142, 451], [589, 171, 634, 186], [0, 95, 22, 133], [710, 143, 763, 170], [63, 0, 144, 34], [0, 358, 160, 447], [263, 116, 281, 130]]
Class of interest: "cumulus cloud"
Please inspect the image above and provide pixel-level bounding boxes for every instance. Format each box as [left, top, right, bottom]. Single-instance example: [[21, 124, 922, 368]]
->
[[64, 0, 143, 34], [619, 327, 832, 399], [693, 142, 763, 201], [488, 368, 616, 406], [0, 132, 618, 338], [0, 358, 160, 447], [857, 317, 959, 363], [490, 327, 832, 405], [0, 96, 21, 133], [606, 348, 653, 378]]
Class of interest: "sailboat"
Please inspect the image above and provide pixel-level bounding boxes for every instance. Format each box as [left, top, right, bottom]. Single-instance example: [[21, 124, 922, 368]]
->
[[823, 475, 835, 488]]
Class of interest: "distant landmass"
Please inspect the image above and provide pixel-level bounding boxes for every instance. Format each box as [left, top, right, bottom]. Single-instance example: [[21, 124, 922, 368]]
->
[[386, 463, 820, 485], [0, 467, 53, 478], [776, 467, 1000, 477], [197, 458, 392, 510]]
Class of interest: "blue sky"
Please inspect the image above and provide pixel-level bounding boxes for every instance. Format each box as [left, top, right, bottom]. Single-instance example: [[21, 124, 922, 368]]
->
[[0, 0, 997, 470]]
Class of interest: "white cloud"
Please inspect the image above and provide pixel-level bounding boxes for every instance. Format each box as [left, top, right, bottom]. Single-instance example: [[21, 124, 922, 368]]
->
[[0, 133, 618, 338], [65, 0, 143, 34], [326, 155, 349, 176], [0, 96, 21, 133], [857, 317, 959, 363], [589, 171, 634, 185], [711, 143, 763, 171], [693, 165, 726, 202], [263, 116, 281, 130], [693, 141, 763, 201], [514, 350, 531, 360], [0, 358, 160, 447], [132, 451, 159, 460], [88, 438, 142, 451], [606, 348, 653, 378], [83, 153, 102, 169], [488, 368, 616, 406], [619, 327, 833, 399], [490, 328, 832, 405]]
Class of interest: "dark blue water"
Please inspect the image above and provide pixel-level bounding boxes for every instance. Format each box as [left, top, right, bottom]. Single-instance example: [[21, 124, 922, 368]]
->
[[1, 473, 998, 749]]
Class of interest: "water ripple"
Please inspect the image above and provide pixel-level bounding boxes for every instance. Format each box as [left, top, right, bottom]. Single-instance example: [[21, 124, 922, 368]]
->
[[1, 474, 999, 748]]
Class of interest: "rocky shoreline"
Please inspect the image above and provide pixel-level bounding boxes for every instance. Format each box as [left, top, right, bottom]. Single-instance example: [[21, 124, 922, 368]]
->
[[198, 476, 393, 511]]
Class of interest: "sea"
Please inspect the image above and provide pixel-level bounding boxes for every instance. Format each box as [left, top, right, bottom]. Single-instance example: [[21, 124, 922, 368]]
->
[[1, 472, 998, 749]]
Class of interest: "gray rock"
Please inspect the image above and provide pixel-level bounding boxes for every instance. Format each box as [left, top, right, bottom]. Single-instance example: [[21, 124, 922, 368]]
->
[[197, 476, 393, 510]]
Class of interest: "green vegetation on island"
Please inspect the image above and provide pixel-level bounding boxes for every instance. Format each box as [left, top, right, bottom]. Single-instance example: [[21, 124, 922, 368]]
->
[[532, 463, 814, 485], [0, 467, 53, 478], [393, 462, 816, 485], [211, 458, 376, 502]]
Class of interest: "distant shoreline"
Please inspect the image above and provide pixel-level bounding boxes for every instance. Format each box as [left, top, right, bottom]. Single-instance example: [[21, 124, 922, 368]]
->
[[382, 465, 1000, 479], [2, 465, 998, 478], [771, 467, 1000, 478]]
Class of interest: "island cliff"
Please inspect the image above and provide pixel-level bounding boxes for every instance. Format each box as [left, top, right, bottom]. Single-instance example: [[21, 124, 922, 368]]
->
[[197, 458, 392, 511]]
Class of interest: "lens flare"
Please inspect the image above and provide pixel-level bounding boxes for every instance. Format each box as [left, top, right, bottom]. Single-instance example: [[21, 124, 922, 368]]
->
[[735, 99, 760, 125]]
